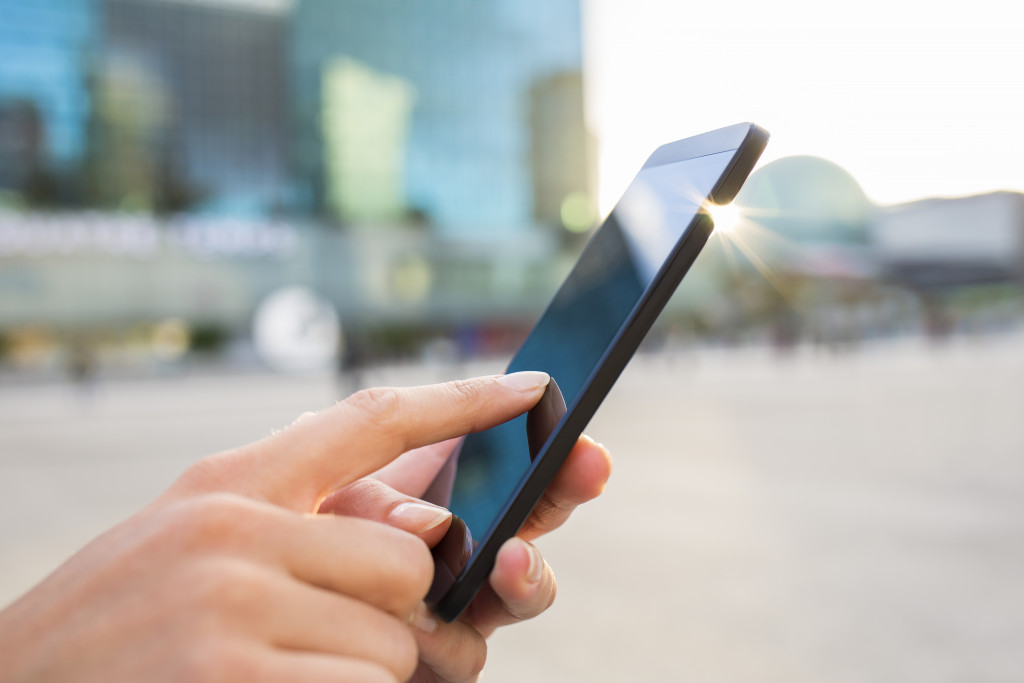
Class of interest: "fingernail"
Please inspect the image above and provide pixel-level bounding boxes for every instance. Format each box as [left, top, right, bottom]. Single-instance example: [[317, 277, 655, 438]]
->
[[408, 602, 438, 633], [389, 502, 452, 534], [498, 371, 550, 393], [523, 540, 543, 585]]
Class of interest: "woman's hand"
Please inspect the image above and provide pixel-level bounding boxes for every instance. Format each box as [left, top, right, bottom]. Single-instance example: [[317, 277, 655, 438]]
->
[[0, 373, 561, 683], [322, 421, 613, 682]]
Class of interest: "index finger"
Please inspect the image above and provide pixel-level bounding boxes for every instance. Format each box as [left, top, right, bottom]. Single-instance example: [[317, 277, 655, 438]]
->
[[171, 372, 551, 511]]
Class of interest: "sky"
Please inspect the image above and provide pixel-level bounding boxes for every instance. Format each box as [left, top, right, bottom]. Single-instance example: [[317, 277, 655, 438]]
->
[[584, 0, 1024, 211]]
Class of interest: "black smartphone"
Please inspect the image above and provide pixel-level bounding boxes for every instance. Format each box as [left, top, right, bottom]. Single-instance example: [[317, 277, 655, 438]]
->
[[425, 122, 770, 621]]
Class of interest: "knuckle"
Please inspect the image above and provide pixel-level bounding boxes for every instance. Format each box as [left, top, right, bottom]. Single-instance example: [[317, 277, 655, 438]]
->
[[187, 558, 268, 613], [213, 564, 268, 611], [344, 476, 389, 503], [445, 377, 481, 405], [390, 532, 435, 601], [427, 621, 487, 681], [155, 493, 261, 554], [345, 386, 403, 429], [366, 526, 434, 613], [319, 477, 389, 516], [528, 491, 575, 533], [173, 450, 242, 495], [339, 520, 435, 614]]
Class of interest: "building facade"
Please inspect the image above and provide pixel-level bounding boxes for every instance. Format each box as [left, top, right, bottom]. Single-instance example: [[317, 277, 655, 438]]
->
[[290, 0, 591, 239], [95, 0, 291, 214], [873, 192, 1024, 289], [0, 0, 96, 200]]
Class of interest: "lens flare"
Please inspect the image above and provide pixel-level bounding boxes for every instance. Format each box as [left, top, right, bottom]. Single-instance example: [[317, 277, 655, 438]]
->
[[704, 200, 803, 309], [707, 202, 741, 234]]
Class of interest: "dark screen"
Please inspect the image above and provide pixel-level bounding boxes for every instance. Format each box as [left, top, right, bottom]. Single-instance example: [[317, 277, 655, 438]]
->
[[442, 148, 738, 542]]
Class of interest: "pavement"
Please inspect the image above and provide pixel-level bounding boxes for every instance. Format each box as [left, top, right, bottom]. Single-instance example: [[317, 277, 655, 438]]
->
[[1, 335, 1022, 682]]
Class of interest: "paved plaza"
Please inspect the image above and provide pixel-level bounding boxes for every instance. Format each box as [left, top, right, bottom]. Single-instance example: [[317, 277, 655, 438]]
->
[[1, 336, 1022, 682]]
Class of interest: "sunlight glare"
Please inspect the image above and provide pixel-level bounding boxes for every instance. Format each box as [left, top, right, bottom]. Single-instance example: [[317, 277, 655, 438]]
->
[[707, 202, 741, 234]]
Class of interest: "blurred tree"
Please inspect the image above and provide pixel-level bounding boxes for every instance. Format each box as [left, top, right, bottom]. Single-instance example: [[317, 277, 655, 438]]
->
[[529, 71, 596, 248], [0, 99, 63, 207], [188, 324, 228, 354], [80, 56, 203, 214]]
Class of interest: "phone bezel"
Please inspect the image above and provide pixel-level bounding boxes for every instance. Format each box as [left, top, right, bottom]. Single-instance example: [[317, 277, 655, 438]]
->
[[429, 122, 770, 622]]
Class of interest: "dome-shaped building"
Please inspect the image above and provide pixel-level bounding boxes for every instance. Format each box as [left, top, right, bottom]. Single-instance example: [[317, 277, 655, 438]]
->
[[735, 155, 872, 246], [667, 155, 885, 344]]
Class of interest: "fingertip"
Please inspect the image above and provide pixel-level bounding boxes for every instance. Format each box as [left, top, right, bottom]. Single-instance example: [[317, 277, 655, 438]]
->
[[489, 537, 556, 621], [416, 514, 453, 548], [496, 536, 532, 573], [580, 434, 613, 476], [496, 371, 550, 394], [491, 537, 532, 599], [595, 442, 613, 491], [557, 435, 612, 501], [387, 501, 453, 543]]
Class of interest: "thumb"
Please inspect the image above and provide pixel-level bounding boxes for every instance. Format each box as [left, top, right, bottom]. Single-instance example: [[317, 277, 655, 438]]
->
[[319, 478, 453, 548], [168, 372, 550, 511]]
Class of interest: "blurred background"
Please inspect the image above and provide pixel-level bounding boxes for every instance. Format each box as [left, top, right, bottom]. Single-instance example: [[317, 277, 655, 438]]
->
[[1, 0, 1022, 681]]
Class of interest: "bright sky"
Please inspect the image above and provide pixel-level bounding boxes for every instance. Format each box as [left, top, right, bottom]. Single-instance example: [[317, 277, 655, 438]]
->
[[583, 0, 1024, 210]]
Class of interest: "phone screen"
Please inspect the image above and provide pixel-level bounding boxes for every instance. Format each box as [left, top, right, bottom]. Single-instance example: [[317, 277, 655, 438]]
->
[[427, 144, 747, 612]]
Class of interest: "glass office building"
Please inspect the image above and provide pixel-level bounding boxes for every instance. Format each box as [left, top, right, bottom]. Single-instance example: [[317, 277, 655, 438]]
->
[[0, 0, 96, 196], [94, 0, 290, 214], [1, 0, 591, 233], [0, 0, 290, 213], [291, 0, 590, 239]]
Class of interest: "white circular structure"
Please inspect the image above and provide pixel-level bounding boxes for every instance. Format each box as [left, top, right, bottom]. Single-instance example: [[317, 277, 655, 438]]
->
[[252, 286, 341, 372]]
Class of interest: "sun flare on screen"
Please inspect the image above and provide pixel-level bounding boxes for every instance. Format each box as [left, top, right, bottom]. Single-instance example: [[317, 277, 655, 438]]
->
[[707, 202, 741, 234]]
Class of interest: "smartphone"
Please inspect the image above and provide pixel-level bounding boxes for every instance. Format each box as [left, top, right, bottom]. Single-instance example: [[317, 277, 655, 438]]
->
[[425, 122, 770, 621]]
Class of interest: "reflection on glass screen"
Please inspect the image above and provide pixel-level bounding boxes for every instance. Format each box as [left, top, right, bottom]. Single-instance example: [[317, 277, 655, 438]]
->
[[448, 149, 737, 541]]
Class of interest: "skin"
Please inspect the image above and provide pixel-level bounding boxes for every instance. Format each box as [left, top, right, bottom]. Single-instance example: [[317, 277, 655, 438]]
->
[[0, 373, 611, 683]]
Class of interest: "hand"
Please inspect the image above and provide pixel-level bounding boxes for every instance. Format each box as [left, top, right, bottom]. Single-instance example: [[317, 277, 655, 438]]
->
[[321, 426, 613, 682], [0, 373, 556, 683]]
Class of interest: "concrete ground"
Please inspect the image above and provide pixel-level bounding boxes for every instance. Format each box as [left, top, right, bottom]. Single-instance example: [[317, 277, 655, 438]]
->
[[1, 335, 1022, 682]]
